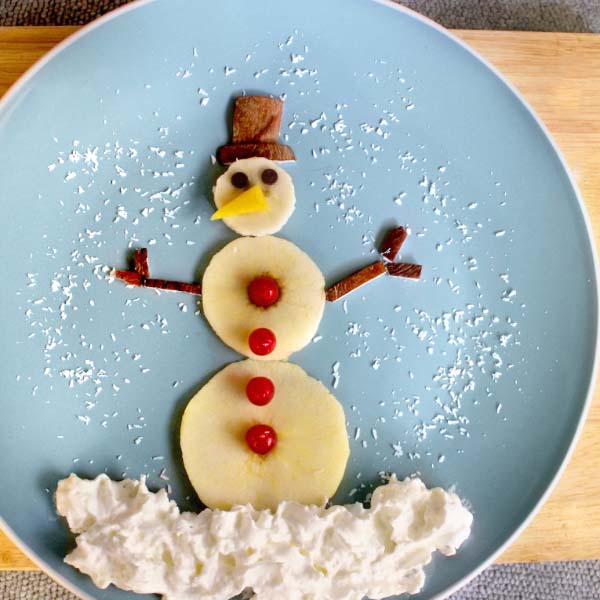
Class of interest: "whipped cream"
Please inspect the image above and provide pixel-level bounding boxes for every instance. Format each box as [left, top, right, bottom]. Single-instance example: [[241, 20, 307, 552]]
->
[[56, 473, 472, 600]]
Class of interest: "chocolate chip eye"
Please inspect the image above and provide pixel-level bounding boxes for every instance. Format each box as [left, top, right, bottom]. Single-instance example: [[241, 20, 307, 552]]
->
[[231, 172, 249, 189], [261, 168, 278, 185]]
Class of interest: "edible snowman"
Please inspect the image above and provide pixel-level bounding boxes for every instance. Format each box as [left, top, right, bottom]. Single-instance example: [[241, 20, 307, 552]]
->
[[114, 95, 423, 510], [184, 154, 349, 508], [56, 96, 475, 600]]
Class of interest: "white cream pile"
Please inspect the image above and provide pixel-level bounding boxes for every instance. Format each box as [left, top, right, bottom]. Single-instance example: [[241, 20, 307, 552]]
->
[[56, 473, 472, 600]]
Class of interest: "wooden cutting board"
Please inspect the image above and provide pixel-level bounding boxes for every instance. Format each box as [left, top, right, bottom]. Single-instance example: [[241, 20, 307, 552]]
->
[[0, 26, 599, 570]]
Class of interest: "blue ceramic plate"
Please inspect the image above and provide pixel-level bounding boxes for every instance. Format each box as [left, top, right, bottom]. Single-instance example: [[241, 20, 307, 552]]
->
[[0, 1, 597, 599]]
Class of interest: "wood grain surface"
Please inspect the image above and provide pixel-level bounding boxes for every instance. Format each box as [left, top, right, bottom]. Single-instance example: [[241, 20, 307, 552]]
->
[[0, 27, 598, 570]]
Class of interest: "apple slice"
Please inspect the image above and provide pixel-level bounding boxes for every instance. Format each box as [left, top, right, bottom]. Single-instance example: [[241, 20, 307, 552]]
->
[[180, 359, 349, 510]]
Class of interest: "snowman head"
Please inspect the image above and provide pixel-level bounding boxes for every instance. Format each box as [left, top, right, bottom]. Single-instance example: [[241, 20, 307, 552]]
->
[[211, 157, 296, 236], [212, 96, 297, 236]]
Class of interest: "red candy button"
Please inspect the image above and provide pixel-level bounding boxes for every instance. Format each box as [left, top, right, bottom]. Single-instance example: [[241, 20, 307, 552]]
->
[[245, 424, 277, 455], [248, 327, 276, 356], [246, 377, 275, 406], [247, 275, 280, 308]]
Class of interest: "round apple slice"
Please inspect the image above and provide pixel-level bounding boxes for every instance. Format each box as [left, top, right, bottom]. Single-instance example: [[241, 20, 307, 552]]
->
[[180, 360, 349, 510], [213, 157, 295, 236], [202, 236, 325, 360]]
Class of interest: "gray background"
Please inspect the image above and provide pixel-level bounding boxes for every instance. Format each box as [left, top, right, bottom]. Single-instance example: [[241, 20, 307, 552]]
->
[[0, 0, 599, 31], [0, 1, 599, 599]]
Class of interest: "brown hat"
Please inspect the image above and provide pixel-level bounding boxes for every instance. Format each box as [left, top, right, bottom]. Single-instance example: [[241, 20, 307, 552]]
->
[[217, 96, 296, 165]]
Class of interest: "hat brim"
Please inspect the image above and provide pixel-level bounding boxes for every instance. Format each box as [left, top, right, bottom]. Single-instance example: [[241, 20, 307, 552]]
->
[[217, 143, 296, 165]]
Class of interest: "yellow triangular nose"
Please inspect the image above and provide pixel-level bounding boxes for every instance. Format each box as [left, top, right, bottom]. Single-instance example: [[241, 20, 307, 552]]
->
[[211, 185, 268, 220]]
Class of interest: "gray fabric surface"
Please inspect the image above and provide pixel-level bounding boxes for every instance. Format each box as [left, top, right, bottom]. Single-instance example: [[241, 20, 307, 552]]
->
[[1, 1, 600, 599], [0, 0, 599, 31], [0, 0, 130, 25], [2, 561, 600, 599], [401, 0, 600, 32]]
